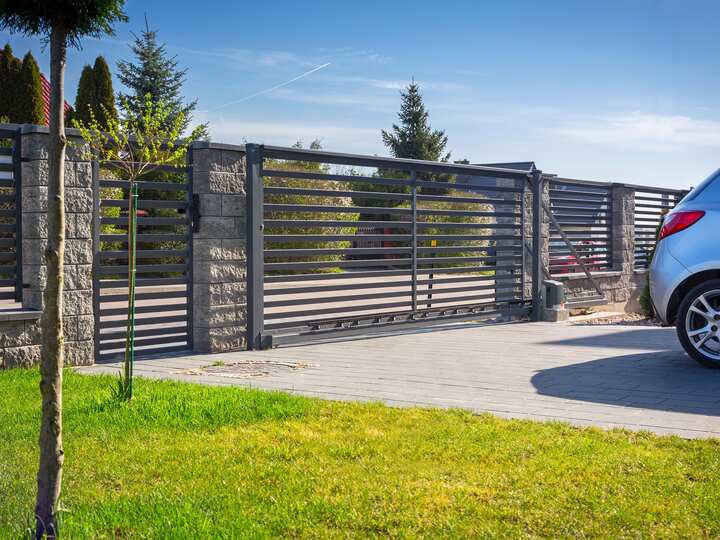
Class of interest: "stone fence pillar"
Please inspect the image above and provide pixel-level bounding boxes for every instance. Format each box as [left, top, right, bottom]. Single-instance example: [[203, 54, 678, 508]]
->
[[190, 142, 247, 353], [610, 185, 636, 303], [20, 126, 95, 365]]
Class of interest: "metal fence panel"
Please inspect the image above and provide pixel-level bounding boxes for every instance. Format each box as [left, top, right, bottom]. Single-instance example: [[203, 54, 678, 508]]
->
[[93, 159, 193, 361], [0, 127, 21, 303]]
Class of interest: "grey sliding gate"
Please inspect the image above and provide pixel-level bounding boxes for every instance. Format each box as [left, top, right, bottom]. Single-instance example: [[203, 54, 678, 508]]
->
[[93, 159, 193, 361], [0, 127, 21, 303], [246, 144, 533, 348]]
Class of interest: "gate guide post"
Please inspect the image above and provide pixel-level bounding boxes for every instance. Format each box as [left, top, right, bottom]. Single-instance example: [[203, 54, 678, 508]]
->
[[246, 144, 266, 349]]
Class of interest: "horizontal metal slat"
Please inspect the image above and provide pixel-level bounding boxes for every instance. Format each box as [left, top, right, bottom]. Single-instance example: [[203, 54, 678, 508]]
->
[[100, 234, 187, 243], [101, 217, 187, 226], [97, 264, 187, 275], [100, 302, 187, 317], [101, 199, 188, 209], [265, 299, 414, 320], [99, 249, 187, 260], [98, 277, 187, 288], [99, 314, 188, 329], [100, 289, 188, 303], [100, 325, 189, 341], [99, 335, 189, 350], [99, 179, 189, 191]]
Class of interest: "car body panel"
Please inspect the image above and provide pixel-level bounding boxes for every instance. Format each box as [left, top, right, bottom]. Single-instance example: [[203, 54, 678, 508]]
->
[[649, 236, 690, 323], [650, 188, 720, 324]]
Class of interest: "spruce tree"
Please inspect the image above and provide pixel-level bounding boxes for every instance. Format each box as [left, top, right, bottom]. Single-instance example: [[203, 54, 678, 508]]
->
[[382, 81, 451, 196], [74, 64, 95, 125], [18, 52, 45, 124], [117, 22, 207, 136], [381, 81, 450, 163]]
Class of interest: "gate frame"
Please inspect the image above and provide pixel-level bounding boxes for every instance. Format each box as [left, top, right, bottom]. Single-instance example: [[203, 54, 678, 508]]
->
[[246, 144, 537, 349], [91, 157, 195, 361]]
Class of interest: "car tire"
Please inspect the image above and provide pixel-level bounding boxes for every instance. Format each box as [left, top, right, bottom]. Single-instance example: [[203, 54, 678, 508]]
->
[[677, 279, 720, 368]]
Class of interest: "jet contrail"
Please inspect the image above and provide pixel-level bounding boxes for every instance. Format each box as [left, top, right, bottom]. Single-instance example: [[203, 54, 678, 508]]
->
[[208, 62, 332, 112]]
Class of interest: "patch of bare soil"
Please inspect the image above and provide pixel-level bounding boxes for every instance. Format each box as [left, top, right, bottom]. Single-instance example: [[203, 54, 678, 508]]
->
[[572, 312, 662, 326], [179, 359, 312, 379]]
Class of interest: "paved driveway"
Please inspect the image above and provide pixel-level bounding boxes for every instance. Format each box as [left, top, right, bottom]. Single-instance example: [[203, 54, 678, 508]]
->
[[79, 321, 720, 438]]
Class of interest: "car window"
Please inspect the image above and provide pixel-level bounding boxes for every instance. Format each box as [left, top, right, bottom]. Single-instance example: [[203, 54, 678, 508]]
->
[[685, 169, 720, 202]]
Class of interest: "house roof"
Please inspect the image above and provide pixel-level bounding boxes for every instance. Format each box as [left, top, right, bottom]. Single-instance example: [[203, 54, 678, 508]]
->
[[39, 73, 73, 123]]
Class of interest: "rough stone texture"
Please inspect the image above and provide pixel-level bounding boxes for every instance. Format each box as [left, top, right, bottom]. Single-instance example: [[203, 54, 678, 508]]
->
[[192, 143, 248, 353], [1, 129, 96, 368]]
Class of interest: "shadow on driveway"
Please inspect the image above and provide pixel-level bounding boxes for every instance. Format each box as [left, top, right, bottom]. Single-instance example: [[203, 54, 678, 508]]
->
[[533, 327, 720, 416]]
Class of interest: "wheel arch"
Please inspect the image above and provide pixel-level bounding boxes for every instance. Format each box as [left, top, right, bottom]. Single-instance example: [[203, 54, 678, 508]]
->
[[667, 269, 720, 324]]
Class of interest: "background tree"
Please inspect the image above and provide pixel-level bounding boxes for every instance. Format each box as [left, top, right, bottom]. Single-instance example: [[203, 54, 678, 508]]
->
[[73, 64, 94, 125], [0, 2, 126, 538], [382, 81, 450, 164], [73, 55, 117, 131], [18, 51, 45, 125], [0, 43, 22, 122], [117, 20, 207, 137]]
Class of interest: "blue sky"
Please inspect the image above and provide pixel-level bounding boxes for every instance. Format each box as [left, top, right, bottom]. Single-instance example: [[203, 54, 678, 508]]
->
[[2, 0, 719, 188]]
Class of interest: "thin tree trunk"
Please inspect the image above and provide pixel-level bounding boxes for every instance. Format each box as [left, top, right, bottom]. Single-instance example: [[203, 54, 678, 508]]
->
[[35, 23, 66, 540]]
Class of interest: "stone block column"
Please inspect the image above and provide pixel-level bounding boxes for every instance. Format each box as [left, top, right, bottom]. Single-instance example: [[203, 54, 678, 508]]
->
[[610, 185, 636, 303], [191, 142, 247, 353], [20, 126, 95, 365]]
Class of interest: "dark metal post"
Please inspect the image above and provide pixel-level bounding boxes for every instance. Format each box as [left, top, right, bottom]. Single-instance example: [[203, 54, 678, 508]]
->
[[186, 147, 194, 351], [410, 170, 417, 313], [246, 144, 265, 350], [91, 160, 101, 362], [12, 127, 22, 302], [531, 170, 544, 321], [520, 188, 526, 304]]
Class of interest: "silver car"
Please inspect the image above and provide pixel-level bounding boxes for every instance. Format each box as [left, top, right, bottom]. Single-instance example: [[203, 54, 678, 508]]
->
[[650, 169, 720, 367]]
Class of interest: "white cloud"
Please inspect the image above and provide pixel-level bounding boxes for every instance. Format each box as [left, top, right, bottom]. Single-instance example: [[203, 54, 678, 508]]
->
[[553, 112, 720, 152]]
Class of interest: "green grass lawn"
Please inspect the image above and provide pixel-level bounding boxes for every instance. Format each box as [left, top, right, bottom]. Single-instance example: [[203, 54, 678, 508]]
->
[[2, 369, 720, 539]]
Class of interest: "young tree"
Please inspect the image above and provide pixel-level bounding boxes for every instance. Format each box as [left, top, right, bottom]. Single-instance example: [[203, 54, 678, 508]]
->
[[74, 94, 198, 399], [117, 20, 207, 137], [74, 56, 117, 131], [0, 3, 127, 538], [19, 51, 46, 125]]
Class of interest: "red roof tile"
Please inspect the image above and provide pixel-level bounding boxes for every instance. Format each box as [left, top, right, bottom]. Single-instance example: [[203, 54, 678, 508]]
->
[[40, 73, 73, 124]]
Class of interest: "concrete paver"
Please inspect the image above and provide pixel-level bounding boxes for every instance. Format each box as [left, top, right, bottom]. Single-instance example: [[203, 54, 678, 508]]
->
[[77, 321, 720, 438]]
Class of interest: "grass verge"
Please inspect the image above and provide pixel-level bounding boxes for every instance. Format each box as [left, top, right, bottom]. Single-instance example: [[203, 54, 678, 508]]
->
[[2, 368, 720, 538]]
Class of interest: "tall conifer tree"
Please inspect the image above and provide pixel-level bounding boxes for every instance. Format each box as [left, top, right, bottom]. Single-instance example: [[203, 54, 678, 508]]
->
[[73, 56, 117, 131], [117, 20, 207, 136], [74, 64, 95, 125], [19, 52, 46, 125], [381, 81, 450, 163], [0, 44, 22, 122], [92, 56, 117, 130]]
